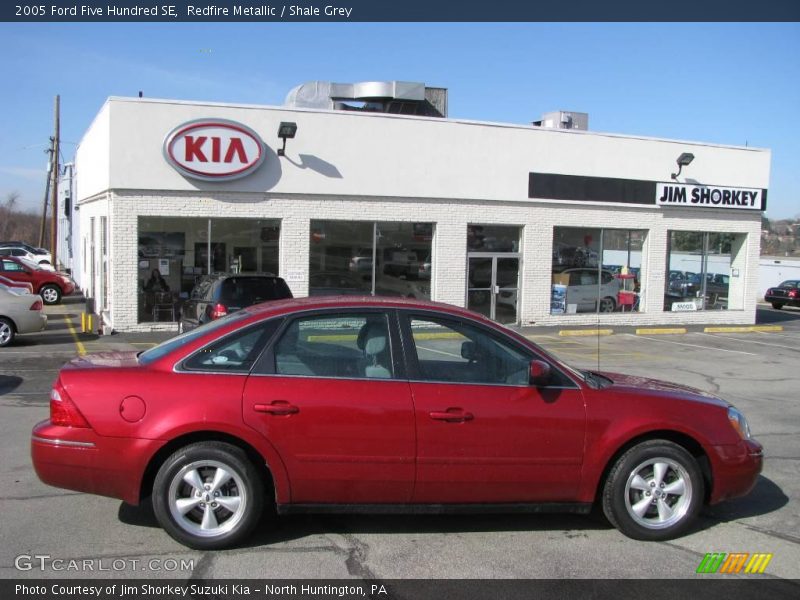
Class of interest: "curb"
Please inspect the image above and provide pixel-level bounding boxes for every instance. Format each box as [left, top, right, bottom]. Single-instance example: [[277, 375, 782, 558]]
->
[[558, 329, 614, 337], [703, 325, 784, 333], [547, 324, 784, 337]]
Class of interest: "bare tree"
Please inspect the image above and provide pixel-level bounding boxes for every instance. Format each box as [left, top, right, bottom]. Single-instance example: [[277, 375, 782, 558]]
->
[[0, 192, 20, 239]]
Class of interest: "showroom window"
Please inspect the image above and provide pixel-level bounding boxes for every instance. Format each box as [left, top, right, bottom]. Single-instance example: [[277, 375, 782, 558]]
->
[[664, 231, 745, 312], [551, 227, 645, 315], [137, 217, 280, 323], [309, 221, 433, 300]]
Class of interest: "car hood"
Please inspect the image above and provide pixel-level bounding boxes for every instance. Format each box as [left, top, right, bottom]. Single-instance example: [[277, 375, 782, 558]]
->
[[599, 371, 728, 408], [64, 351, 141, 370]]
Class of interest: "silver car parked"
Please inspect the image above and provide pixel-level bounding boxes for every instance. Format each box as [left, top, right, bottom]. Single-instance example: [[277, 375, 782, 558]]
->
[[0, 285, 47, 347], [561, 268, 620, 313]]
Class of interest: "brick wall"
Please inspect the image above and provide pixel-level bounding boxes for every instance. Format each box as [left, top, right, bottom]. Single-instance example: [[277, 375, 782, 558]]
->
[[99, 190, 761, 332]]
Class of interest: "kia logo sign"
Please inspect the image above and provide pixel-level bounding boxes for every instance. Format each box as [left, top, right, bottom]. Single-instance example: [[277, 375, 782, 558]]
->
[[163, 119, 266, 181]]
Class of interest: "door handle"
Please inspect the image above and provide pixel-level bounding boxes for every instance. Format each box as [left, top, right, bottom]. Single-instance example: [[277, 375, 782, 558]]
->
[[429, 408, 474, 423], [254, 401, 299, 416]]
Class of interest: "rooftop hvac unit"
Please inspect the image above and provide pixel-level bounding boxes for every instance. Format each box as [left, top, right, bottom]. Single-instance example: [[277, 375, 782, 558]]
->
[[532, 111, 589, 131]]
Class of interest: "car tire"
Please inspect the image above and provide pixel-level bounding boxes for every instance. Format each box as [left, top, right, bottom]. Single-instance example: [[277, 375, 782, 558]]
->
[[599, 297, 616, 312], [0, 317, 15, 347], [40, 284, 62, 305], [771, 302, 784, 310], [152, 442, 265, 550], [602, 440, 703, 541]]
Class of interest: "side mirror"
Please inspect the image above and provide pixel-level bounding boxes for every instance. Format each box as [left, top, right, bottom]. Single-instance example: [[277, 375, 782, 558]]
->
[[529, 360, 552, 387], [461, 341, 477, 361]]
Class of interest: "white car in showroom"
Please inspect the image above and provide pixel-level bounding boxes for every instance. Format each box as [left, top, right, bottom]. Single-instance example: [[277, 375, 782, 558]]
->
[[0, 285, 47, 347]]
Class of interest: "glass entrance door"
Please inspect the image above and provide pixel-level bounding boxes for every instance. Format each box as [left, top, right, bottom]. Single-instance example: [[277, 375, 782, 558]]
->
[[467, 254, 520, 324]]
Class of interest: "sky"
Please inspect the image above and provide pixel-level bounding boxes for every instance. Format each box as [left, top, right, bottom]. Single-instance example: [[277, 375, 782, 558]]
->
[[0, 22, 798, 219]]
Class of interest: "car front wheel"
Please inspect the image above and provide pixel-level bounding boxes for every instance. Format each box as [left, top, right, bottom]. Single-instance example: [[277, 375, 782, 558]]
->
[[40, 284, 61, 305], [152, 442, 264, 549], [602, 440, 703, 541]]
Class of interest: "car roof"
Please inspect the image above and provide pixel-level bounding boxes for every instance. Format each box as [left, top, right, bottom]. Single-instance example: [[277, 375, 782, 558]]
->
[[240, 295, 491, 322]]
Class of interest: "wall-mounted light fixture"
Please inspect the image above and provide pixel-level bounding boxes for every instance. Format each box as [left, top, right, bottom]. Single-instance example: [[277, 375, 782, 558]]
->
[[671, 152, 694, 180], [277, 122, 297, 157]]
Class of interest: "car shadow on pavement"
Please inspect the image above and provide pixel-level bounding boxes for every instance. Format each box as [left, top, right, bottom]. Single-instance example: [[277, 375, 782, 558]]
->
[[0, 375, 23, 395], [244, 511, 614, 548], [10, 332, 98, 347], [117, 499, 613, 542], [757, 307, 800, 323], [118, 476, 789, 546], [698, 474, 788, 527]]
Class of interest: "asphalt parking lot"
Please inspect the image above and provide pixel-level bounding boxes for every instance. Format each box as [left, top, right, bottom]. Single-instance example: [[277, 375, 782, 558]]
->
[[1, 297, 799, 583]]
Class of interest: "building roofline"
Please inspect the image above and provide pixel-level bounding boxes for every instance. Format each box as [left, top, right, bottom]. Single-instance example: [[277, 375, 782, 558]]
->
[[104, 96, 769, 154]]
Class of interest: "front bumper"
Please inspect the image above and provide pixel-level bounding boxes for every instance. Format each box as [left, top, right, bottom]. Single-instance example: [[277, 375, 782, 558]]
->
[[31, 420, 164, 505], [708, 438, 764, 504]]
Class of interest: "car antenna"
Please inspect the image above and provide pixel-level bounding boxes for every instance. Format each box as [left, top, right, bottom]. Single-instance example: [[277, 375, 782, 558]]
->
[[596, 230, 604, 373]]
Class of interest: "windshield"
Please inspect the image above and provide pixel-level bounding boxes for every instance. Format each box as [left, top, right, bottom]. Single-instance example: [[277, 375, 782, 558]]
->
[[138, 311, 250, 365]]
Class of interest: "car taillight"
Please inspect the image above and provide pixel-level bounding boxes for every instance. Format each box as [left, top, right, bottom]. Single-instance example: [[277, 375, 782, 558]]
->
[[208, 303, 228, 319], [30, 299, 43, 311], [789, 290, 798, 298], [50, 384, 90, 428]]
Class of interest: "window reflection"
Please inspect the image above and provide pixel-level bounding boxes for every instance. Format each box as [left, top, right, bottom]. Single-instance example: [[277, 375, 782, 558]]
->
[[664, 232, 742, 311], [551, 227, 645, 315], [309, 221, 433, 300], [137, 217, 280, 323]]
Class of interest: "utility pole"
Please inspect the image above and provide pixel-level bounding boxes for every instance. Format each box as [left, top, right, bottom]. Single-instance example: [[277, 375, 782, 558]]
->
[[50, 95, 60, 269], [39, 137, 53, 248]]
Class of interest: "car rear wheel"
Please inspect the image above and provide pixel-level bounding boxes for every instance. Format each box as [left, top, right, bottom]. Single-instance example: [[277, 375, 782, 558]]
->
[[152, 442, 264, 549], [0, 318, 15, 347], [40, 284, 61, 305], [771, 302, 784, 310], [599, 297, 616, 312], [602, 440, 703, 541]]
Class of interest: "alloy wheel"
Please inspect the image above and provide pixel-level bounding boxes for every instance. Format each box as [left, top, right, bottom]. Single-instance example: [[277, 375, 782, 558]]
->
[[623, 458, 693, 530], [167, 460, 248, 538]]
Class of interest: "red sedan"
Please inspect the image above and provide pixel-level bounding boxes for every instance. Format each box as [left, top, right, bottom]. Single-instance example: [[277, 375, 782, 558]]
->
[[31, 297, 762, 549]]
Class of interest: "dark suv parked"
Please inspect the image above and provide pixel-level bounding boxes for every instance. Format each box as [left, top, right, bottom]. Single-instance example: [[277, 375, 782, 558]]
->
[[178, 273, 292, 333]]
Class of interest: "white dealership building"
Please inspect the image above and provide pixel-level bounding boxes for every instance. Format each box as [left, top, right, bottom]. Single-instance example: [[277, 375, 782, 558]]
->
[[69, 81, 770, 332]]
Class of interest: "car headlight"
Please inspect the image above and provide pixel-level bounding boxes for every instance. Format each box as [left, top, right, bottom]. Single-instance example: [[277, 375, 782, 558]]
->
[[727, 406, 752, 440]]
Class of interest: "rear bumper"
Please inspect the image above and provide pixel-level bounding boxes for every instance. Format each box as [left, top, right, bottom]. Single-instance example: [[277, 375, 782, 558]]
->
[[708, 438, 764, 504], [764, 294, 799, 306], [17, 312, 47, 334], [31, 420, 164, 505]]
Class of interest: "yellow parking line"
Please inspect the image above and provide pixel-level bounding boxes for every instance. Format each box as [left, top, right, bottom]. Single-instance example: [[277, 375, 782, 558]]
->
[[64, 314, 86, 356], [704, 325, 784, 333], [559, 329, 614, 337], [636, 328, 687, 335]]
